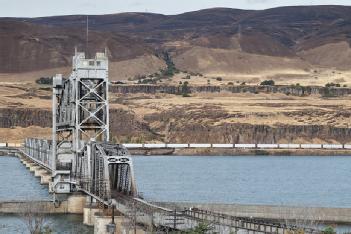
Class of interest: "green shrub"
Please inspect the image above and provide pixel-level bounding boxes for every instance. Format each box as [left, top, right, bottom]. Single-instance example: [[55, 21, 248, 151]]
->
[[160, 52, 179, 78], [179, 223, 213, 234], [36, 77, 52, 85], [260, 80, 275, 86], [322, 226, 336, 234], [179, 81, 191, 97], [325, 82, 341, 88]]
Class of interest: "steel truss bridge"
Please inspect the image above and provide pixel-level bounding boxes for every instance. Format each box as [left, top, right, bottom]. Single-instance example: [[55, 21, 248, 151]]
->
[[16, 51, 322, 233], [19, 50, 137, 204]]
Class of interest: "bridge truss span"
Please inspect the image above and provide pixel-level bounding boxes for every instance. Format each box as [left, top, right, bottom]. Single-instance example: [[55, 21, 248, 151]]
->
[[77, 142, 138, 202]]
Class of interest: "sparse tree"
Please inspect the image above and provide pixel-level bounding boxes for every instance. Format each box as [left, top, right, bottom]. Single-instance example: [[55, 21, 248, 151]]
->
[[20, 202, 53, 234]]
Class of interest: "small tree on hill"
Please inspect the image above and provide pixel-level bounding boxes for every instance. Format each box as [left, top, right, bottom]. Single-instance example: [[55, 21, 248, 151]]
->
[[260, 80, 275, 86], [181, 81, 191, 97]]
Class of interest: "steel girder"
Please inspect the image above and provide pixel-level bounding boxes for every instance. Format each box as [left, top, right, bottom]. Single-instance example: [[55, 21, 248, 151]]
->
[[77, 142, 138, 201]]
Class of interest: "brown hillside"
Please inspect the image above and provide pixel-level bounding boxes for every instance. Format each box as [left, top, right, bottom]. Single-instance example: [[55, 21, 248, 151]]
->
[[1, 5, 351, 77], [0, 20, 156, 73]]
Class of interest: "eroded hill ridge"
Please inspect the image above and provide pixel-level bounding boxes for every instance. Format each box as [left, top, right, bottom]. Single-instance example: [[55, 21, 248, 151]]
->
[[1, 5, 351, 78]]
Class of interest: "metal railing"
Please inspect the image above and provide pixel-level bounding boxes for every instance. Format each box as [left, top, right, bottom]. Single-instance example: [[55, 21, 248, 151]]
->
[[183, 208, 320, 234]]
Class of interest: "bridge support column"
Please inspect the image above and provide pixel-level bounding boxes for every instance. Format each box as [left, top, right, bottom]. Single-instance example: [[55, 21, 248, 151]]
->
[[40, 173, 51, 185], [65, 194, 87, 214], [34, 169, 47, 177], [83, 205, 100, 226], [29, 165, 41, 172], [23, 161, 32, 168]]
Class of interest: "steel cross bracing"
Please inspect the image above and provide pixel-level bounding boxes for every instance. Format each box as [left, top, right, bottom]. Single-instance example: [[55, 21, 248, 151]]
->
[[23, 50, 137, 203]]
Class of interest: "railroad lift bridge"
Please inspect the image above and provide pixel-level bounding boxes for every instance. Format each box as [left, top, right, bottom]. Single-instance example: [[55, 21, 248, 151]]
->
[[19, 51, 320, 234], [23, 50, 137, 203]]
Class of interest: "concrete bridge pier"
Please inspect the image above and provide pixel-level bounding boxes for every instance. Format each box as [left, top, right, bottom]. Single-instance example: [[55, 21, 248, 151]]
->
[[29, 164, 41, 172], [19, 157, 52, 185], [83, 203, 147, 234], [34, 168, 47, 177], [64, 194, 87, 214], [40, 172, 51, 185], [83, 204, 101, 226], [23, 161, 32, 168]]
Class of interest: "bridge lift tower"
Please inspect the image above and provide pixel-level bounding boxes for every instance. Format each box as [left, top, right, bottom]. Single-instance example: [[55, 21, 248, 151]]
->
[[51, 50, 136, 202]]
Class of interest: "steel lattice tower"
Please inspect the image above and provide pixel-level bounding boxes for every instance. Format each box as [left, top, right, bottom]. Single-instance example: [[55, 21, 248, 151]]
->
[[52, 50, 110, 193]]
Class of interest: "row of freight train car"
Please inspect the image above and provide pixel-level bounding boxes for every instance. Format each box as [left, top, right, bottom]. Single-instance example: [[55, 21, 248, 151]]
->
[[1, 143, 351, 150]]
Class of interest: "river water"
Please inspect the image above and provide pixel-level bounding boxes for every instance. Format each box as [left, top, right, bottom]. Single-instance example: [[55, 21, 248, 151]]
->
[[133, 155, 351, 208], [1, 155, 351, 233], [0, 156, 93, 233], [0, 156, 50, 201]]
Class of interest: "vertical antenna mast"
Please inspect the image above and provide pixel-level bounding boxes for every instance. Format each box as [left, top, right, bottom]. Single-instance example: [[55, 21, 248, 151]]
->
[[86, 15, 89, 57]]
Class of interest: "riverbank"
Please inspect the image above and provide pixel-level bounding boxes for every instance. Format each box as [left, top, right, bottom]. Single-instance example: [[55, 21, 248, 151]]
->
[[2, 147, 351, 157]]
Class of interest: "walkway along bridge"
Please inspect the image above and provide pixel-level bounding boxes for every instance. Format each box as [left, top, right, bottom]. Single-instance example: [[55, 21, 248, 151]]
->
[[12, 51, 325, 233]]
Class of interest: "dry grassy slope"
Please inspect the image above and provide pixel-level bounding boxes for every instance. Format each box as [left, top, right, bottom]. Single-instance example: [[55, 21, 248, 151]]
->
[[109, 55, 166, 81], [0, 56, 165, 83], [298, 42, 351, 69], [173, 46, 310, 75]]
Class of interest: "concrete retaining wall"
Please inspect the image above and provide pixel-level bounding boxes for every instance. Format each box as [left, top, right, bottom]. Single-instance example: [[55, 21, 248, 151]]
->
[[0, 196, 86, 214]]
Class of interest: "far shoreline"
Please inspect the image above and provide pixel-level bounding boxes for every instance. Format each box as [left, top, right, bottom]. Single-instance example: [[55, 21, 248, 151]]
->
[[129, 148, 351, 156]]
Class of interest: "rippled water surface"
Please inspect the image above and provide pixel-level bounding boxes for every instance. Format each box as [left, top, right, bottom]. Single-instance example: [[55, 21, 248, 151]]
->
[[1, 155, 351, 207], [133, 155, 351, 207], [0, 156, 50, 201]]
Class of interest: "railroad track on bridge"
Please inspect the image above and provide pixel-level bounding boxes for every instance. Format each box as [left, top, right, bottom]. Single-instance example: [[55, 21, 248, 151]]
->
[[110, 195, 321, 233]]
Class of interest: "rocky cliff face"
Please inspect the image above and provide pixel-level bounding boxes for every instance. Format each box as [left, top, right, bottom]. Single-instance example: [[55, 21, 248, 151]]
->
[[110, 84, 351, 97], [144, 106, 351, 144], [0, 108, 51, 128], [2, 107, 349, 144], [0, 108, 159, 142], [164, 123, 351, 144]]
